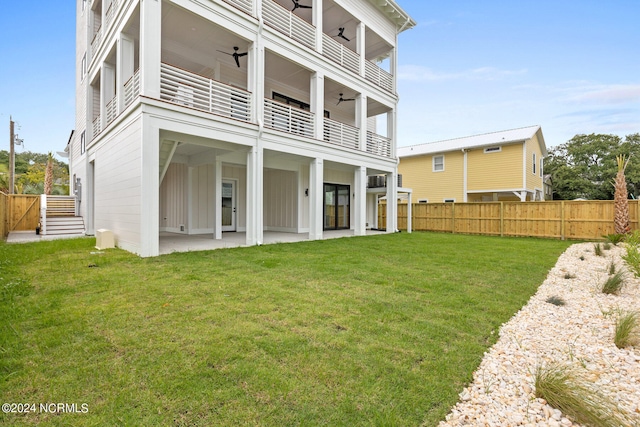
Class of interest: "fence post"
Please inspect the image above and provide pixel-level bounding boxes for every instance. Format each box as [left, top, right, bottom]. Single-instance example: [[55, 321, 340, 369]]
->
[[500, 202, 504, 237], [560, 201, 565, 240], [451, 203, 456, 234]]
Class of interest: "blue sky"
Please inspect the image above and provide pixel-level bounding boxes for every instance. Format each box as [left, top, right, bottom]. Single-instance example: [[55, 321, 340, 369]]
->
[[0, 1, 638, 159]]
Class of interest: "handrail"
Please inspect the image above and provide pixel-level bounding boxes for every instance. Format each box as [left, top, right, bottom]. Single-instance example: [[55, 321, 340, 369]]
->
[[365, 60, 393, 93], [323, 118, 359, 150], [263, 98, 315, 138], [221, 0, 253, 15], [322, 34, 360, 75], [124, 69, 140, 107], [366, 131, 391, 157], [262, 0, 315, 49]]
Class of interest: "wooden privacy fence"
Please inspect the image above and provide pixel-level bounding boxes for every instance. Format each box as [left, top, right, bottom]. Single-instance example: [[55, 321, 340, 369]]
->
[[379, 200, 640, 240], [1, 194, 41, 235]]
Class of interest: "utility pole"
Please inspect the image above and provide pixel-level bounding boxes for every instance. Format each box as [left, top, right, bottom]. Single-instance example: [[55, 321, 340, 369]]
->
[[9, 117, 14, 194]]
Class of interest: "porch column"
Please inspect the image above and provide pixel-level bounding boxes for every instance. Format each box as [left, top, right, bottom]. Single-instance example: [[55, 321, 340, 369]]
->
[[214, 159, 222, 240], [313, 0, 323, 53], [356, 94, 367, 151], [310, 72, 324, 140], [388, 107, 397, 158], [309, 158, 324, 240], [248, 37, 265, 124], [246, 146, 264, 246], [140, 0, 161, 99], [385, 171, 398, 233], [391, 46, 397, 93], [140, 120, 160, 257], [117, 33, 135, 112], [354, 166, 367, 236], [100, 62, 115, 130], [356, 22, 366, 77]]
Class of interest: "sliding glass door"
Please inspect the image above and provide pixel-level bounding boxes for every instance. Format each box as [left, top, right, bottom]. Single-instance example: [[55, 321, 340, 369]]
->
[[324, 184, 350, 230]]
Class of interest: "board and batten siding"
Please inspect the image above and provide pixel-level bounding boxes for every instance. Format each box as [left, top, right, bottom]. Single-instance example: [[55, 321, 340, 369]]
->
[[398, 151, 465, 202], [467, 143, 523, 191], [94, 117, 143, 253], [264, 169, 298, 231], [159, 163, 188, 231]]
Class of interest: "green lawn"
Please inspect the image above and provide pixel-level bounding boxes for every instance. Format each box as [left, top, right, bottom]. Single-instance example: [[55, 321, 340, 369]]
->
[[0, 232, 571, 426]]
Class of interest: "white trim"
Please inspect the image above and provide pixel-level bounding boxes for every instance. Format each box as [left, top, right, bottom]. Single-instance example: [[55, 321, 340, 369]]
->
[[483, 146, 501, 153], [532, 152, 537, 175], [467, 188, 529, 194], [522, 142, 527, 190], [264, 226, 298, 233], [462, 150, 467, 202], [432, 154, 444, 172]]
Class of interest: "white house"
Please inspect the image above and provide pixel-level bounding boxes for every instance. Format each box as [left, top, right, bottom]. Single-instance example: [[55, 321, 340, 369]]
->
[[69, 0, 416, 256]]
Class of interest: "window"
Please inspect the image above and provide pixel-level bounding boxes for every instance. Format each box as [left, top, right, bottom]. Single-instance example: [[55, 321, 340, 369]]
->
[[540, 158, 544, 177], [418, 199, 428, 203], [81, 53, 87, 80], [484, 146, 501, 153], [80, 131, 86, 154], [533, 153, 537, 174], [444, 198, 455, 203], [433, 155, 444, 172]]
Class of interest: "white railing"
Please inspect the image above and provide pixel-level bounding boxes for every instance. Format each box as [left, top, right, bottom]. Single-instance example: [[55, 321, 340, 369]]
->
[[322, 34, 360, 75], [124, 69, 140, 107], [93, 115, 102, 136], [221, 0, 253, 15], [366, 131, 391, 157], [91, 26, 102, 55], [160, 63, 252, 122], [365, 60, 393, 93], [105, 97, 117, 125], [262, 0, 315, 49], [263, 99, 314, 138], [323, 118, 359, 150], [105, 0, 118, 30]]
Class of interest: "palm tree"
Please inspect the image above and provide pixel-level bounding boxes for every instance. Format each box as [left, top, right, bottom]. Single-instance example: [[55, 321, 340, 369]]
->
[[44, 152, 54, 195], [614, 154, 630, 235]]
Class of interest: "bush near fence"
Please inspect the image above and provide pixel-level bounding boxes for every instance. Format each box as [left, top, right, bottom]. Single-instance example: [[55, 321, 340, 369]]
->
[[379, 200, 639, 240]]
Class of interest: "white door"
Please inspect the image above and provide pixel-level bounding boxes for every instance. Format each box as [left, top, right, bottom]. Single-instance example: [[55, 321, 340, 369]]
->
[[221, 180, 236, 232]]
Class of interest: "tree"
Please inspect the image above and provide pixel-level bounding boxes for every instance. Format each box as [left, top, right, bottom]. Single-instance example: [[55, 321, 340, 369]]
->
[[545, 133, 640, 200], [44, 152, 54, 195], [614, 154, 630, 234]]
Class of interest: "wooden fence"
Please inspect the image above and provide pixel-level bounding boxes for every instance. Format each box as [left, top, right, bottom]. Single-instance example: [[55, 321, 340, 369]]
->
[[0, 194, 41, 236], [379, 200, 640, 240]]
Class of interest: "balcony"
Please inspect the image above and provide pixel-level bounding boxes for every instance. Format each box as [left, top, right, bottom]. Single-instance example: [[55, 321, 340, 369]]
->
[[124, 69, 140, 108], [321, 34, 359, 75], [263, 99, 315, 138], [262, 0, 315, 49], [323, 118, 359, 150], [93, 116, 101, 137], [160, 63, 252, 123], [365, 60, 392, 93], [366, 131, 391, 157], [105, 97, 117, 125], [221, 0, 253, 15]]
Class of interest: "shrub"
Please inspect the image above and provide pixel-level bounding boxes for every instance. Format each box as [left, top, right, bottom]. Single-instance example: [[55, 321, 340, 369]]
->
[[535, 363, 635, 427], [615, 311, 639, 349], [603, 233, 626, 245], [546, 296, 566, 306], [602, 272, 624, 295], [603, 242, 612, 250], [608, 262, 616, 275], [564, 272, 575, 280], [622, 232, 640, 278], [593, 243, 603, 256]]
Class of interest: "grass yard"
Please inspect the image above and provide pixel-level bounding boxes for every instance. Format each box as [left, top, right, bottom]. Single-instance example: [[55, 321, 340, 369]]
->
[[0, 232, 571, 426]]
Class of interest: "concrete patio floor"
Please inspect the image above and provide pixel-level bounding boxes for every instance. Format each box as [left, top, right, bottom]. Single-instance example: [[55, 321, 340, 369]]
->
[[6, 229, 386, 255]]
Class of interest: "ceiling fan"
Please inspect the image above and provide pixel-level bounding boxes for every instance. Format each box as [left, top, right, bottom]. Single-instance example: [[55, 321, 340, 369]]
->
[[217, 46, 247, 68], [336, 93, 355, 105], [332, 27, 350, 42], [291, 0, 311, 11]]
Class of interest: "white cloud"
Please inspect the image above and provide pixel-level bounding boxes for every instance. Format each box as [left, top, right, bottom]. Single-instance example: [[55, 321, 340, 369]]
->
[[565, 84, 640, 105], [397, 65, 527, 82]]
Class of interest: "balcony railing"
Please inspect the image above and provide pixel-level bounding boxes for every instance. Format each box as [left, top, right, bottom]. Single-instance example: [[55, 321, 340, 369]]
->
[[160, 63, 252, 122], [93, 116, 102, 136], [221, 0, 253, 15], [366, 131, 391, 157], [91, 26, 103, 55], [263, 99, 314, 138], [365, 60, 393, 93], [262, 0, 315, 49], [322, 34, 360, 75], [123, 69, 140, 107], [323, 118, 359, 150], [105, 0, 118, 30], [105, 97, 117, 125]]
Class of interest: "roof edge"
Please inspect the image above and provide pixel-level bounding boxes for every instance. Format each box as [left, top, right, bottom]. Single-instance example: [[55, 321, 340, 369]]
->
[[369, 0, 416, 33]]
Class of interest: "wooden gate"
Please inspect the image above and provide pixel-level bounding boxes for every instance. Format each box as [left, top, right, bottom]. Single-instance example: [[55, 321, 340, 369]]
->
[[9, 195, 41, 231]]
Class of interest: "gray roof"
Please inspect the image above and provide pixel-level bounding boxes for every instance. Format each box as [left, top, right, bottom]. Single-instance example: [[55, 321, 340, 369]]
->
[[398, 125, 547, 158]]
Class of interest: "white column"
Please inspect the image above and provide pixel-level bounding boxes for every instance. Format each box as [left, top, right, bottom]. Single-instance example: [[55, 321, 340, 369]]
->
[[310, 72, 324, 140], [309, 158, 324, 240], [354, 166, 367, 236], [140, 120, 160, 257], [214, 159, 222, 240], [391, 44, 398, 93], [356, 22, 366, 77], [463, 149, 468, 202], [248, 37, 265, 124], [246, 146, 264, 245], [386, 171, 397, 233], [187, 166, 194, 234], [117, 34, 135, 112], [313, 0, 323, 53], [356, 94, 367, 151], [140, 0, 161, 99], [388, 107, 397, 158], [406, 191, 412, 233]]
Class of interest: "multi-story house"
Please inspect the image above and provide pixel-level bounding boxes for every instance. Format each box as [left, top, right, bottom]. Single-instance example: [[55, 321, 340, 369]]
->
[[70, 0, 415, 256], [398, 126, 548, 203]]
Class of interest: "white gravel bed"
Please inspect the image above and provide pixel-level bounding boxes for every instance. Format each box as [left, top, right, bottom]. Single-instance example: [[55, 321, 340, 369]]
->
[[438, 242, 640, 427]]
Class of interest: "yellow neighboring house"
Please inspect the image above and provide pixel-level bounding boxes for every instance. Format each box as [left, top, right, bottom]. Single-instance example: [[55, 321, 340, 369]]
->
[[398, 126, 547, 203]]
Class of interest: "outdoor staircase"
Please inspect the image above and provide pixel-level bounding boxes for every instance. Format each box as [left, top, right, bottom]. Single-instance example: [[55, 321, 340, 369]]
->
[[42, 195, 85, 236]]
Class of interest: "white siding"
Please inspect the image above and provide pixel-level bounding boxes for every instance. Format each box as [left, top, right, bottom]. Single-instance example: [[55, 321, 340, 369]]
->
[[191, 164, 215, 231], [159, 162, 188, 231], [264, 169, 298, 231]]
